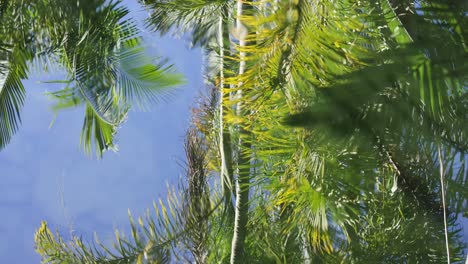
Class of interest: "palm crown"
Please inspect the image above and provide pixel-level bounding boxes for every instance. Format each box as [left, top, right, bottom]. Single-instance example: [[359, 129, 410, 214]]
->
[[0, 0, 182, 157]]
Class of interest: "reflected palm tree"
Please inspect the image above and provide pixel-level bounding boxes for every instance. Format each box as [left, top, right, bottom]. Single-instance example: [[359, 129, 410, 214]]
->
[[0, 0, 182, 156]]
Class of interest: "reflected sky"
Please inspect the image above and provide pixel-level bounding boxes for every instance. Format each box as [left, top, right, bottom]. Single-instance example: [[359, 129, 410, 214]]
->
[[0, 1, 202, 262]]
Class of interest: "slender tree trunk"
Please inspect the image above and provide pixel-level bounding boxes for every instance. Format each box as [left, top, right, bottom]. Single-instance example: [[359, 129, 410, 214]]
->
[[438, 145, 450, 264], [218, 9, 235, 218], [230, 0, 251, 263]]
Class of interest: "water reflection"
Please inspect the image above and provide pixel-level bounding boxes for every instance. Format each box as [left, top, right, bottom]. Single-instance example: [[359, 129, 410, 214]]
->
[[0, 0, 467, 263]]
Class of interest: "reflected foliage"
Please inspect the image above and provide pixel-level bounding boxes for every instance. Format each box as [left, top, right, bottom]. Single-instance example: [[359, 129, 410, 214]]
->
[[36, 0, 467, 263]]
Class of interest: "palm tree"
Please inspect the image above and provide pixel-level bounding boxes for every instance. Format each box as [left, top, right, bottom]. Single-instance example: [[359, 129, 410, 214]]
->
[[143, 0, 236, 216], [144, 0, 260, 261], [143, 1, 252, 262], [0, 0, 182, 156]]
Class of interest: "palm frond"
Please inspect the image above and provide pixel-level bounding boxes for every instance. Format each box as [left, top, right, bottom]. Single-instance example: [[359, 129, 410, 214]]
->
[[0, 48, 29, 149], [35, 185, 188, 264], [35, 127, 225, 263], [80, 103, 126, 158], [116, 39, 183, 109], [285, 0, 468, 149], [143, 0, 232, 47], [33, 0, 184, 156]]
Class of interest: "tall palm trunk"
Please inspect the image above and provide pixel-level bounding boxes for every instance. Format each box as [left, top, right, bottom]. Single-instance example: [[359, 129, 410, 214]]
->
[[437, 145, 450, 263], [218, 9, 235, 218], [230, 0, 251, 263]]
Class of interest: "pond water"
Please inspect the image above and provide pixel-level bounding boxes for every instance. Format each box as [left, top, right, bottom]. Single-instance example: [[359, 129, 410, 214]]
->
[[0, 0, 467, 263]]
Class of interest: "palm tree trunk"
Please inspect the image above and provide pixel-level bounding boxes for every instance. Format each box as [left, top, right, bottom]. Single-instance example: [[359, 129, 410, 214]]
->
[[218, 10, 235, 218], [438, 145, 450, 263], [230, 0, 251, 263]]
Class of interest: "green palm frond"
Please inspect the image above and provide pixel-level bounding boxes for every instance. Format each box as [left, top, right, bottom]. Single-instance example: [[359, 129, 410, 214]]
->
[[0, 67, 25, 149], [32, 0, 184, 156], [116, 40, 183, 108], [0, 0, 184, 155], [80, 102, 125, 157], [143, 0, 232, 47], [286, 0, 467, 123], [35, 216, 172, 264], [284, 1, 468, 159], [0, 0, 33, 150], [46, 85, 123, 158], [0, 48, 30, 149]]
